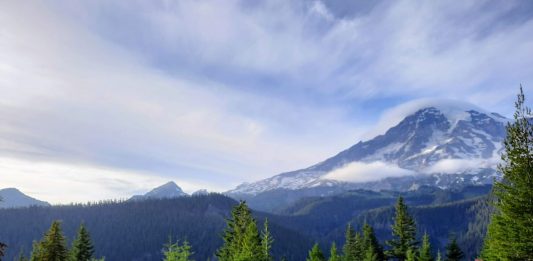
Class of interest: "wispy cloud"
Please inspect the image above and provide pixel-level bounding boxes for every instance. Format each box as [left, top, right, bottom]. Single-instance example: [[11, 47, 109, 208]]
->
[[0, 0, 532, 202], [322, 161, 415, 183]]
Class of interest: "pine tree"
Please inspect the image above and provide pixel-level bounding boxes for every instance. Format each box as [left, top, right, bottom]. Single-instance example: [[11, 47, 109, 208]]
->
[[307, 243, 325, 261], [445, 237, 463, 261], [405, 248, 417, 261], [435, 250, 442, 261], [482, 87, 533, 260], [260, 219, 273, 261], [328, 243, 341, 261], [30, 241, 44, 261], [36, 220, 69, 261], [418, 233, 433, 261], [216, 201, 265, 261], [162, 238, 193, 261], [362, 223, 384, 261], [353, 232, 364, 261], [70, 223, 94, 261], [342, 224, 358, 261], [387, 197, 418, 261]]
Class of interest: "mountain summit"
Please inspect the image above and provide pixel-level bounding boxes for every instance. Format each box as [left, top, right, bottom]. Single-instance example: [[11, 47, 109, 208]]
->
[[0, 188, 50, 208], [229, 102, 507, 196], [130, 181, 188, 201]]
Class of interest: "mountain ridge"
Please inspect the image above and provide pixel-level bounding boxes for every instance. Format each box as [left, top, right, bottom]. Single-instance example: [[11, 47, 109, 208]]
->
[[0, 188, 50, 209], [228, 102, 507, 198]]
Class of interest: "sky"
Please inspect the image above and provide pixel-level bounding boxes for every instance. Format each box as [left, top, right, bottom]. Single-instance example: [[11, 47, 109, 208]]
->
[[1, 0, 532, 204]]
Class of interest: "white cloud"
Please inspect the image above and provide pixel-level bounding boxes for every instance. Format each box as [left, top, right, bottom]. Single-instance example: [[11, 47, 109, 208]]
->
[[363, 98, 495, 139], [423, 158, 500, 174], [0, 1, 362, 201], [322, 161, 415, 183]]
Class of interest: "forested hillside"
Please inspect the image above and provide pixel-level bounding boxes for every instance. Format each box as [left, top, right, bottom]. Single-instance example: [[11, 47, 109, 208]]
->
[[0, 188, 492, 260], [0, 194, 312, 260]]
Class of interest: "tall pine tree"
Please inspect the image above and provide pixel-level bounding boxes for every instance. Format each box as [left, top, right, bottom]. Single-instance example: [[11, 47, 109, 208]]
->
[[328, 243, 341, 261], [445, 237, 463, 261], [386, 196, 417, 261], [482, 86, 533, 260], [70, 223, 94, 261], [418, 232, 433, 261], [306, 243, 325, 261], [260, 219, 273, 261], [362, 223, 384, 261], [216, 201, 270, 261], [343, 224, 358, 261], [34, 220, 69, 261]]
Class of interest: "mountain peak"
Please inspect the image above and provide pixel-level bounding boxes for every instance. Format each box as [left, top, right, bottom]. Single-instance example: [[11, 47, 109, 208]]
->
[[228, 100, 508, 196], [0, 188, 50, 208], [130, 181, 188, 201]]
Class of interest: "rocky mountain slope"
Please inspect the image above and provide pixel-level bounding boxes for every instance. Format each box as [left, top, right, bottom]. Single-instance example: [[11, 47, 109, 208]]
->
[[129, 181, 188, 201], [229, 102, 507, 197]]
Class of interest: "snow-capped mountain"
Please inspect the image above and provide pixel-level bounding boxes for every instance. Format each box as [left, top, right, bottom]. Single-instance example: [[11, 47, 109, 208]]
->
[[229, 102, 508, 196], [0, 188, 50, 208], [130, 181, 188, 201]]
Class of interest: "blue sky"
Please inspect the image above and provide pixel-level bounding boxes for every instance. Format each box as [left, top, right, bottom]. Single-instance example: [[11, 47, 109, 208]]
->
[[1, 0, 532, 203]]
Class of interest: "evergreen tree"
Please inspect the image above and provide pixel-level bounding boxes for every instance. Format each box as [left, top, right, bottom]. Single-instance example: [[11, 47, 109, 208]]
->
[[216, 201, 266, 261], [353, 233, 364, 261], [387, 196, 417, 261], [418, 233, 433, 261], [29, 241, 44, 261], [362, 223, 384, 261], [435, 250, 441, 261], [328, 243, 341, 261], [405, 248, 417, 261], [260, 219, 273, 261], [306, 243, 325, 261], [444, 237, 463, 261], [70, 223, 94, 261], [362, 249, 378, 261], [342, 224, 358, 261], [162, 239, 193, 261], [36, 221, 69, 261], [238, 221, 262, 261], [482, 87, 533, 260]]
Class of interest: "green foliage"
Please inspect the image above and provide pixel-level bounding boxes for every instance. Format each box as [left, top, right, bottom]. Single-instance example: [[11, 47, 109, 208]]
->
[[216, 201, 272, 261], [33, 220, 69, 261], [387, 196, 418, 260], [418, 232, 433, 261], [327, 243, 340, 261], [482, 87, 533, 260], [435, 250, 441, 261], [405, 248, 417, 261], [163, 238, 194, 261], [306, 243, 325, 261], [261, 219, 273, 261], [444, 237, 463, 261], [342, 224, 365, 261], [70, 224, 94, 261], [361, 223, 384, 261]]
